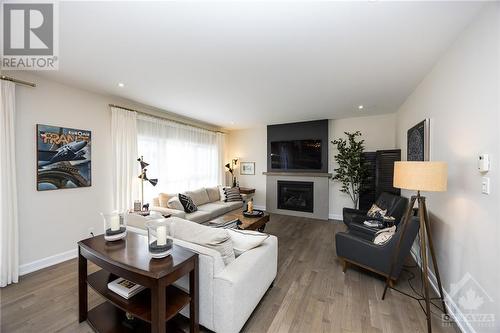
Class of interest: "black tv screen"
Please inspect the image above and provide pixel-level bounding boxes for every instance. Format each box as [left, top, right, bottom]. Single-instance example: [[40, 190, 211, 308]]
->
[[271, 140, 322, 170]]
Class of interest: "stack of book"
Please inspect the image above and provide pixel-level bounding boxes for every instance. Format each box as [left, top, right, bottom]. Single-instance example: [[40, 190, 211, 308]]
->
[[108, 277, 145, 299]]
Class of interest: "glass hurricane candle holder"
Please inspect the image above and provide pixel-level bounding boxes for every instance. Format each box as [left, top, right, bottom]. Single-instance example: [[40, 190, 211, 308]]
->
[[145, 219, 173, 259], [101, 211, 127, 241]]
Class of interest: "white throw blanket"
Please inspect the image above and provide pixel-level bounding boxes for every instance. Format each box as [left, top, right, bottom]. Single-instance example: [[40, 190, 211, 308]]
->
[[373, 226, 396, 245]]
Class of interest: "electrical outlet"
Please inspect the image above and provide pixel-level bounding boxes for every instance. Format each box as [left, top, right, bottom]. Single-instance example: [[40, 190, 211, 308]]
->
[[88, 227, 95, 237]]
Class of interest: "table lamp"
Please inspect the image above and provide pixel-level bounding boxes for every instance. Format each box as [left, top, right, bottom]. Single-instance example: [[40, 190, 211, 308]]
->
[[382, 161, 448, 333]]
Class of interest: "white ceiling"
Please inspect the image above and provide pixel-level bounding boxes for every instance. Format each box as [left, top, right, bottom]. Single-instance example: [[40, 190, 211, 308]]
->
[[36, 1, 484, 129]]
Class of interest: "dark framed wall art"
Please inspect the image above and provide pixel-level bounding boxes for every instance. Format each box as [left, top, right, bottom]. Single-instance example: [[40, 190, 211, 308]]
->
[[407, 119, 430, 161], [36, 124, 92, 191]]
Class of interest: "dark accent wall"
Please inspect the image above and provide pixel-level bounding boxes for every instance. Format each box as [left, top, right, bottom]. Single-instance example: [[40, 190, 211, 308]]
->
[[267, 119, 328, 173]]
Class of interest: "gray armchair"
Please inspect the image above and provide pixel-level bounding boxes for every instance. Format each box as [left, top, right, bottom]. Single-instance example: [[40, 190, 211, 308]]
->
[[335, 216, 420, 283]]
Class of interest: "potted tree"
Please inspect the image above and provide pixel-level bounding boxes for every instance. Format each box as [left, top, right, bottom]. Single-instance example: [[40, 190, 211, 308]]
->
[[331, 131, 368, 209]]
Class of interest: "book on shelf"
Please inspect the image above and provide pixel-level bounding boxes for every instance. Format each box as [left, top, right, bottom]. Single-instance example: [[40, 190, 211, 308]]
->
[[107, 277, 145, 299]]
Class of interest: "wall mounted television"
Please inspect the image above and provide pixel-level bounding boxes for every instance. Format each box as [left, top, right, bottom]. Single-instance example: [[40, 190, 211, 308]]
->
[[270, 139, 322, 170]]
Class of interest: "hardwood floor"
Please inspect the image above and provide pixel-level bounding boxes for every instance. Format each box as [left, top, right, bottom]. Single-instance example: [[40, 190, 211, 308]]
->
[[0, 214, 458, 333]]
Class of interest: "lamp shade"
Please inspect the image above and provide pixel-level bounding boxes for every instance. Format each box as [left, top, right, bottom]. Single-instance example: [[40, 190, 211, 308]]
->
[[393, 161, 447, 192]]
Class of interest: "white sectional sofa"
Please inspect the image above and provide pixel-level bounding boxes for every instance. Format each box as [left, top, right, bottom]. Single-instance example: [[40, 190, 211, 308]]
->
[[127, 216, 278, 333], [150, 187, 243, 223]]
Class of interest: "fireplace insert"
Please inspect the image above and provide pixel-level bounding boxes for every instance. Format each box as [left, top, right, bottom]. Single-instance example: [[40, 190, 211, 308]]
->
[[277, 181, 314, 213]]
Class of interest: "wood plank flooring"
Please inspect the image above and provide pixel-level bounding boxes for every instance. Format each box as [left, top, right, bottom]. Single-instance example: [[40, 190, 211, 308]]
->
[[0, 214, 459, 333]]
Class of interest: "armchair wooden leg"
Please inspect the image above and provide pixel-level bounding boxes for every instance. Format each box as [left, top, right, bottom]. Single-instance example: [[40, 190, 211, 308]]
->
[[342, 260, 348, 273], [389, 279, 395, 288]]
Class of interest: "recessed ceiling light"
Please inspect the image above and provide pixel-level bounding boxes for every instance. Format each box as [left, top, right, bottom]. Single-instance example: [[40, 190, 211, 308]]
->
[[118, 82, 125, 88], [230, 121, 235, 125], [358, 105, 364, 110]]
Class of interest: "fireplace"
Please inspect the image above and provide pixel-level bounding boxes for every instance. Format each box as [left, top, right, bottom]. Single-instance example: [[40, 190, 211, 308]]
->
[[277, 181, 314, 213]]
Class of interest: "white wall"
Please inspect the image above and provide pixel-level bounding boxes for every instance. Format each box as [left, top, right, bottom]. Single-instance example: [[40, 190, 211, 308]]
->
[[395, 5, 499, 332], [329, 113, 397, 219], [227, 126, 267, 209], [13, 73, 113, 271], [9, 72, 222, 273]]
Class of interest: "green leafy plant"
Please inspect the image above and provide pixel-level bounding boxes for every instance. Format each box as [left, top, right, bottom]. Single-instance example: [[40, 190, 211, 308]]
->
[[331, 131, 368, 208]]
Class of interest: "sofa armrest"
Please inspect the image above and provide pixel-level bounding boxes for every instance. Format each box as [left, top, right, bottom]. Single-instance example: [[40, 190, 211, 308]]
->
[[349, 222, 379, 239], [150, 206, 186, 219], [213, 235, 278, 333]]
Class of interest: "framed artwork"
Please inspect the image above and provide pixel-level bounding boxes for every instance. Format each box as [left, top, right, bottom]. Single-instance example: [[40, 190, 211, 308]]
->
[[37, 124, 92, 191], [240, 162, 255, 175], [407, 119, 430, 161]]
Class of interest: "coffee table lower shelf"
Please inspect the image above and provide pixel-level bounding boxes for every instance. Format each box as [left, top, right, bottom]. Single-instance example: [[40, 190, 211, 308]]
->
[[86, 269, 190, 331]]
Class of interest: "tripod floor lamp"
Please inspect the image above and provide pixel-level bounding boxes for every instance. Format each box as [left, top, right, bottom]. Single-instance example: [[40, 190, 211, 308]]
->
[[383, 161, 448, 333]]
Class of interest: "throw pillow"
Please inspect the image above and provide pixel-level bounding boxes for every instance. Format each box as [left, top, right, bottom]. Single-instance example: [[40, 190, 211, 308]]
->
[[224, 187, 243, 202], [373, 226, 396, 245], [167, 196, 184, 211], [367, 204, 387, 219], [169, 217, 235, 265], [227, 229, 269, 256], [158, 193, 171, 208], [178, 193, 198, 213], [218, 185, 227, 202]]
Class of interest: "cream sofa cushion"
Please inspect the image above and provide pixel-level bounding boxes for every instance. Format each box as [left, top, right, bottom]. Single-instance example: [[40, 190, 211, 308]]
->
[[184, 210, 212, 223], [206, 186, 220, 202], [227, 229, 270, 256], [169, 217, 235, 265], [185, 188, 210, 206], [197, 202, 231, 218], [167, 196, 184, 211]]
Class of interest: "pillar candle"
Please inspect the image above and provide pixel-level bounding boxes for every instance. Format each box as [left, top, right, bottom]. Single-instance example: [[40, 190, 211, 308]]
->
[[157, 226, 167, 246], [110, 215, 120, 231], [248, 200, 254, 213]]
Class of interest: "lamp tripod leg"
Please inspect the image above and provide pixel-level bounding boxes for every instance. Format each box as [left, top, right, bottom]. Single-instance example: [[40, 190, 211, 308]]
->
[[421, 199, 448, 316], [418, 199, 432, 333]]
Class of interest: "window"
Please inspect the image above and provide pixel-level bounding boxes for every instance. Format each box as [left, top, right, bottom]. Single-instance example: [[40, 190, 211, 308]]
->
[[137, 114, 225, 202]]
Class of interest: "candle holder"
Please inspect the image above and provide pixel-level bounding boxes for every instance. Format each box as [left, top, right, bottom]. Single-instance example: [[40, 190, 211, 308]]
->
[[145, 219, 172, 259], [101, 211, 127, 241]]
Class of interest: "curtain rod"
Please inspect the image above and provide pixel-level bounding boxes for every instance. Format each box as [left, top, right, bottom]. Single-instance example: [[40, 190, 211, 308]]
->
[[1, 75, 36, 87], [108, 103, 225, 134]]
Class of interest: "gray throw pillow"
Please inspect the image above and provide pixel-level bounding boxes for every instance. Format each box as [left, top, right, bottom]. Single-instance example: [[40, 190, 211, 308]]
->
[[224, 187, 242, 202]]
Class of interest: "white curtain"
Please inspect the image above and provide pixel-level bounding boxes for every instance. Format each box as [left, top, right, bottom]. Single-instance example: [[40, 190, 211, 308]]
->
[[0, 81, 18, 287], [137, 114, 225, 202], [111, 107, 139, 212]]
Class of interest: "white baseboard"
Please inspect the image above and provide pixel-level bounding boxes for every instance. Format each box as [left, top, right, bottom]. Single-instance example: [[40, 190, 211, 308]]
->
[[19, 248, 77, 276], [254, 205, 266, 211], [410, 249, 476, 333], [328, 213, 342, 221]]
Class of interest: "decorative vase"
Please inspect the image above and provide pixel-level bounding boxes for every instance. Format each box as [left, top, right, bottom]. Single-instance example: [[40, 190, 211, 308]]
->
[[145, 219, 173, 259], [101, 211, 127, 241]]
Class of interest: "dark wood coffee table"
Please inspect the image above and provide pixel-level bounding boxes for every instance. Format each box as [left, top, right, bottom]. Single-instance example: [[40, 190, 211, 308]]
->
[[78, 232, 198, 333], [211, 209, 270, 231]]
